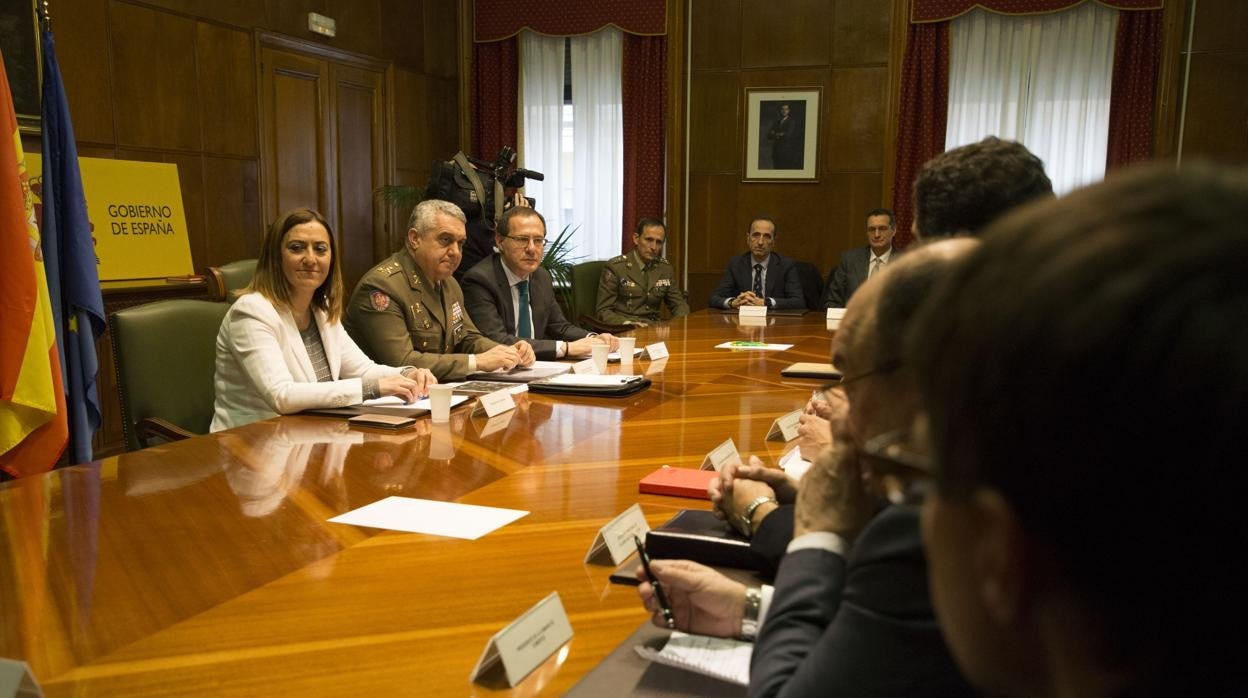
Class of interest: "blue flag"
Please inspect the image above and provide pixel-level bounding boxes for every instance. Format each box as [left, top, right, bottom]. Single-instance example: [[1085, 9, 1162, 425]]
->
[[40, 26, 105, 465]]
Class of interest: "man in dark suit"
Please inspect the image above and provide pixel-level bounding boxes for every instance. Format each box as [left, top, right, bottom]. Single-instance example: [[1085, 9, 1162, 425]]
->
[[638, 241, 978, 696], [708, 217, 806, 311], [824, 208, 897, 309], [767, 103, 802, 169], [462, 206, 616, 360]]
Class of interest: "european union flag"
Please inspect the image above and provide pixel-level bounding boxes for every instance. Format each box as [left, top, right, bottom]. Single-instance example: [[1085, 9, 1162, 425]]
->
[[40, 25, 105, 465]]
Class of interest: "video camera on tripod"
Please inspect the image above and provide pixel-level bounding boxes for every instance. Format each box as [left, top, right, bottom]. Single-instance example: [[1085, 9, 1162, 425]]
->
[[425, 146, 544, 230]]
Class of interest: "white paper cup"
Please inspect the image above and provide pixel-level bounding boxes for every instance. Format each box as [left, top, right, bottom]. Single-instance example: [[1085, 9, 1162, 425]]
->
[[429, 384, 453, 423], [617, 337, 636, 368], [591, 343, 609, 373]]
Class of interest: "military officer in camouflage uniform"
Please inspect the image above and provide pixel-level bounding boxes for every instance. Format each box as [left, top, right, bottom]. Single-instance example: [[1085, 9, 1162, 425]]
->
[[345, 200, 534, 381], [596, 218, 690, 326]]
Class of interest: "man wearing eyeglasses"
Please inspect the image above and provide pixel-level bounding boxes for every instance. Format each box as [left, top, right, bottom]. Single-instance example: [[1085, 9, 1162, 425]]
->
[[824, 208, 898, 309], [708, 217, 807, 311], [345, 199, 535, 381], [462, 207, 618, 359], [637, 240, 978, 696]]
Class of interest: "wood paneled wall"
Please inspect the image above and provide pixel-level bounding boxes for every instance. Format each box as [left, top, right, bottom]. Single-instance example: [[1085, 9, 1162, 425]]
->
[[1177, 0, 1248, 164], [684, 0, 892, 310], [42, 0, 461, 272]]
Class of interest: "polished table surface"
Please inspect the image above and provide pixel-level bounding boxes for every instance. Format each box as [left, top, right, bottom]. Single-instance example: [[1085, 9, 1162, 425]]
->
[[0, 311, 835, 696]]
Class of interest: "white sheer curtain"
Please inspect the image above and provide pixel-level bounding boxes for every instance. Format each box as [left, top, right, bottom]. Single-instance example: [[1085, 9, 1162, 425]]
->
[[570, 28, 624, 262], [946, 2, 1117, 194], [519, 30, 571, 242]]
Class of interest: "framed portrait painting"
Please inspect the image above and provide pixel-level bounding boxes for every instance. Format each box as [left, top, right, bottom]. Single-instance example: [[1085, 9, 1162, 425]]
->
[[743, 87, 821, 182]]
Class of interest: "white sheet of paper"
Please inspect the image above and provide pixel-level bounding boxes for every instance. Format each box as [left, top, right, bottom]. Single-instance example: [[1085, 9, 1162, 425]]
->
[[714, 341, 794, 351], [634, 631, 751, 686], [779, 446, 813, 480], [362, 395, 471, 410], [544, 374, 641, 387], [329, 496, 528, 540]]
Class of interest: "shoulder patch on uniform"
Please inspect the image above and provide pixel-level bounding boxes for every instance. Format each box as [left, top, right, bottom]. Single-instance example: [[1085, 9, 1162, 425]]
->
[[370, 290, 390, 311]]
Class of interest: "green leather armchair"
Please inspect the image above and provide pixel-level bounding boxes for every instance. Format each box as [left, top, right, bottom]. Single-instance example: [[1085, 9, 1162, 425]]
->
[[110, 299, 229, 451], [205, 259, 258, 303]]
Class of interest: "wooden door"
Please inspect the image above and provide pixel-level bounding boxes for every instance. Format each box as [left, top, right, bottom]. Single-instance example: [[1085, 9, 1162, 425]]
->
[[257, 33, 393, 292]]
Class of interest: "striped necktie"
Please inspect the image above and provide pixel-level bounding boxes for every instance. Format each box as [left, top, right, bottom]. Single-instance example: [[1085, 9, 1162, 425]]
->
[[752, 263, 764, 297]]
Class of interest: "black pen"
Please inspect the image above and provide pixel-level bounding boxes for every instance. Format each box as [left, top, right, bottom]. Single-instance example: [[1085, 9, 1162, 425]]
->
[[635, 535, 676, 629]]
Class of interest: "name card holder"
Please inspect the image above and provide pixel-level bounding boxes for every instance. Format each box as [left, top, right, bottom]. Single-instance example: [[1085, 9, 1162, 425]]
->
[[739, 305, 767, 318], [584, 503, 650, 565], [472, 388, 517, 418], [469, 592, 574, 688], [779, 445, 814, 480], [643, 341, 670, 361], [765, 409, 803, 442], [701, 438, 743, 472], [571, 358, 599, 375], [826, 308, 847, 330]]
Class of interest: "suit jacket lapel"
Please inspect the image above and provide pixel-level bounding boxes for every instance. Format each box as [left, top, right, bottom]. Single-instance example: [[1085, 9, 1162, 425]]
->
[[491, 255, 517, 335]]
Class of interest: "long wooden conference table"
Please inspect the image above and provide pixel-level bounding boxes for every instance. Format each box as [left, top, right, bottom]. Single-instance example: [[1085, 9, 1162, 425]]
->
[[0, 311, 835, 696]]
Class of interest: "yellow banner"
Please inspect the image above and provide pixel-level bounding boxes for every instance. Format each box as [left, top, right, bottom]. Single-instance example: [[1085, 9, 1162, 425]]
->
[[26, 155, 193, 281]]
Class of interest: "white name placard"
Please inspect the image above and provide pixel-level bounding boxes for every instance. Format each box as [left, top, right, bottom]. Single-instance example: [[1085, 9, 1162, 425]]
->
[[584, 503, 650, 565], [779, 445, 814, 480], [571, 358, 599, 375], [701, 438, 743, 472], [826, 307, 847, 330], [473, 388, 517, 418], [739, 305, 767, 318], [644, 341, 669, 361], [469, 592, 574, 688], [766, 409, 803, 442]]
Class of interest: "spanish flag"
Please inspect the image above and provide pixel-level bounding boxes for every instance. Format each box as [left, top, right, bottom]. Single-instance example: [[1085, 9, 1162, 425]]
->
[[0, 50, 67, 478]]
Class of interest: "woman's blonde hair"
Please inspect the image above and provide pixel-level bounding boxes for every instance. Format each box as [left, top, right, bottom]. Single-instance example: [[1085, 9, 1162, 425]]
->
[[247, 208, 345, 322]]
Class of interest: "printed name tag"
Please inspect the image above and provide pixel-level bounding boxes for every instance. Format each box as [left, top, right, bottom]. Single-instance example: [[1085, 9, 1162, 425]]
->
[[473, 388, 516, 418], [469, 592, 574, 687], [644, 341, 669, 361], [766, 409, 803, 442], [826, 307, 846, 330], [584, 503, 650, 565], [571, 358, 599, 374], [739, 305, 767, 318], [701, 437, 743, 472]]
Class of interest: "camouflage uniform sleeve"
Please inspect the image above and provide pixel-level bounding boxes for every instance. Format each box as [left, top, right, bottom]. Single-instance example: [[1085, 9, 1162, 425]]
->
[[595, 261, 633, 324], [346, 277, 424, 368], [666, 272, 690, 318]]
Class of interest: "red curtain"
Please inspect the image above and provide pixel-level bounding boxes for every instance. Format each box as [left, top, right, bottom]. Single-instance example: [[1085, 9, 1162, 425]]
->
[[471, 38, 518, 162], [474, 0, 666, 41], [621, 34, 667, 255], [912, 0, 1161, 22], [1106, 9, 1162, 169], [891, 23, 949, 248]]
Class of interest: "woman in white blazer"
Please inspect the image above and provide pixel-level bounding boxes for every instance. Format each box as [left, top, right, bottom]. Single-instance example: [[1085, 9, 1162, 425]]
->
[[212, 208, 436, 431]]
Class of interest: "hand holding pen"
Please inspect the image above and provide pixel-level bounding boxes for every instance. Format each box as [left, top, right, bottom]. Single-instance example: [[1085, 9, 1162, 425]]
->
[[634, 554, 755, 639], [635, 535, 676, 629]]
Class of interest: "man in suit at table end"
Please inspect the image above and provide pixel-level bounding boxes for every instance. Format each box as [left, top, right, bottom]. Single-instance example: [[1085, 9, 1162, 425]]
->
[[824, 207, 897, 309], [708, 216, 806, 311], [462, 206, 617, 360]]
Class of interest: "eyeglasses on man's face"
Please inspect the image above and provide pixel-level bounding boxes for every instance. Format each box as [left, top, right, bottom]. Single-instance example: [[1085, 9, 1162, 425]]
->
[[502, 234, 547, 249], [857, 429, 932, 505]]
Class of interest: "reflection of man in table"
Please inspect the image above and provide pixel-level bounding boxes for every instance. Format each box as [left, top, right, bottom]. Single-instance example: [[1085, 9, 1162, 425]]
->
[[767, 103, 802, 169]]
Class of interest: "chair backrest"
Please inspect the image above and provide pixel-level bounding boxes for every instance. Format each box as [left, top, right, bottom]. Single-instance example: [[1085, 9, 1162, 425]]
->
[[205, 259, 258, 302], [570, 260, 607, 322], [793, 261, 826, 311], [111, 299, 230, 451]]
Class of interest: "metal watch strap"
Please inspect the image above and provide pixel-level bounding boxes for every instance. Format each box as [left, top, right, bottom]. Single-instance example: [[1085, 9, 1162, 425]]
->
[[741, 586, 763, 640], [738, 495, 777, 536]]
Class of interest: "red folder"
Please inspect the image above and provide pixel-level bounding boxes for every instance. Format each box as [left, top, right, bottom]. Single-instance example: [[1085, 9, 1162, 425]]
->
[[639, 467, 717, 499]]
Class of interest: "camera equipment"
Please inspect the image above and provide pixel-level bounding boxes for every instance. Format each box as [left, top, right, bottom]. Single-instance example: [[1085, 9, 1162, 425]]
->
[[425, 147, 544, 230]]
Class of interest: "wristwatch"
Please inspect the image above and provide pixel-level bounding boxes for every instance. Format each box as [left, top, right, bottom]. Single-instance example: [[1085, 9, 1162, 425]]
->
[[741, 586, 763, 640], [738, 495, 777, 537]]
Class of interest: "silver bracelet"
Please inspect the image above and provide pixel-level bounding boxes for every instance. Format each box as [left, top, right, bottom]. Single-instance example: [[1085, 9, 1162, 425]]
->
[[741, 586, 763, 640]]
